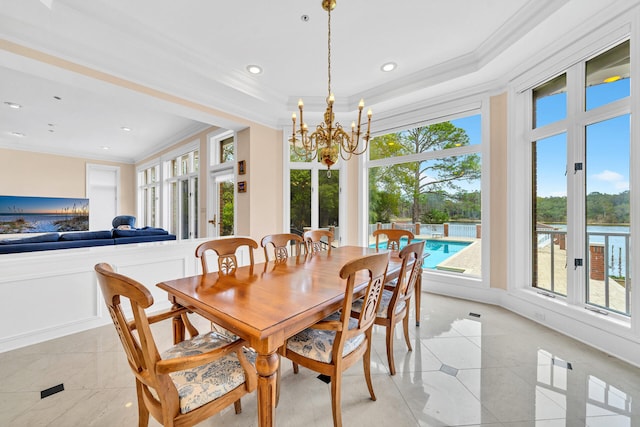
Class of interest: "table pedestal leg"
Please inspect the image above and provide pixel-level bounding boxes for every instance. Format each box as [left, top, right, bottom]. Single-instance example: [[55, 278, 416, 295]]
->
[[171, 304, 185, 344], [256, 352, 279, 427]]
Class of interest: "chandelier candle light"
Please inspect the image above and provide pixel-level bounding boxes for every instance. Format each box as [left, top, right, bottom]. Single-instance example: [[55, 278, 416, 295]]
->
[[290, 0, 372, 176]]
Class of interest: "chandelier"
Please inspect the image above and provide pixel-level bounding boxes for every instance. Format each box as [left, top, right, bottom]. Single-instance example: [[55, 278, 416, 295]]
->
[[289, 0, 372, 175]]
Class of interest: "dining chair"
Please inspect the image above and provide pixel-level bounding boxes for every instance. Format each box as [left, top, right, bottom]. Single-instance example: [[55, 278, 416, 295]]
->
[[303, 229, 334, 254], [195, 237, 258, 275], [372, 228, 414, 251], [94, 263, 257, 427], [260, 233, 305, 261], [281, 251, 390, 427], [195, 237, 259, 338], [351, 240, 425, 375]]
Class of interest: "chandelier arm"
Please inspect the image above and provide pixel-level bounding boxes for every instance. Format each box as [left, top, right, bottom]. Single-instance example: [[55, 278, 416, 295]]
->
[[290, 135, 318, 161]]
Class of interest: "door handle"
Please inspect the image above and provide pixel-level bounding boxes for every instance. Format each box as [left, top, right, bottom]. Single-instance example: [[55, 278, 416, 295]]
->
[[208, 214, 217, 227]]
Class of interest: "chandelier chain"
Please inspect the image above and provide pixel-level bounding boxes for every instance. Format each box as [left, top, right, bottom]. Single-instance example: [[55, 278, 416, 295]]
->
[[327, 5, 331, 97]]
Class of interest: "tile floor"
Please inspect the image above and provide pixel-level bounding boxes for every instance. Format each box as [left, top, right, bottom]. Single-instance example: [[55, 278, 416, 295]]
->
[[1, 293, 638, 426]]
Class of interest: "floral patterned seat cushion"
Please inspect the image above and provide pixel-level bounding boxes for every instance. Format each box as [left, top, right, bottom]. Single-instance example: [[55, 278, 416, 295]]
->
[[351, 289, 405, 319], [160, 332, 251, 414], [285, 312, 365, 363]]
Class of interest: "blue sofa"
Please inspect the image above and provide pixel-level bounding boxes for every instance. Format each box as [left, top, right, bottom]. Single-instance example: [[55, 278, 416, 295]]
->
[[0, 227, 176, 254]]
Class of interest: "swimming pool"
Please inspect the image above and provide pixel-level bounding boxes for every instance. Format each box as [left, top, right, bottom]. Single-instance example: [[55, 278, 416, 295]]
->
[[370, 238, 471, 269]]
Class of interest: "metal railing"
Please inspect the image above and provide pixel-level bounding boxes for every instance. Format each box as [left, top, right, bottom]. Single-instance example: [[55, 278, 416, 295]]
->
[[370, 222, 478, 239], [586, 230, 630, 315], [535, 228, 630, 315]]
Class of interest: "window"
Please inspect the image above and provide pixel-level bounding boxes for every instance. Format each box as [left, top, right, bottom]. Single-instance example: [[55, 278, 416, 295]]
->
[[165, 149, 199, 239], [586, 40, 630, 110], [532, 133, 567, 295], [528, 40, 631, 316], [288, 141, 341, 240], [533, 73, 567, 128], [137, 165, 160, 228], [219, 136, 234, 163], [367, 114, 482, 276]]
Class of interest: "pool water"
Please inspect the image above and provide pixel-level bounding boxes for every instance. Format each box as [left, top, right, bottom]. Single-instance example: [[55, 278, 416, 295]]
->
[[371, 238, 471, 269]]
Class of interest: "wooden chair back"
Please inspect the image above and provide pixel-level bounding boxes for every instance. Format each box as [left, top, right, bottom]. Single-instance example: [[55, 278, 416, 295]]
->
[[94, 263, 256, 426], [392, 240, 425, 309], [339, 251, 390, 338], [195, 237, 258, 274], [261, 233, 305, 261], [303, 229, 334, 254], [372, 229, 414, 251]]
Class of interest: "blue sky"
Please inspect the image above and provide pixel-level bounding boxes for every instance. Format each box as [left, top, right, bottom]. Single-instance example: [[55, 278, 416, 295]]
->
[[451, 115, 481, 145], [535, 78, 630, 198]]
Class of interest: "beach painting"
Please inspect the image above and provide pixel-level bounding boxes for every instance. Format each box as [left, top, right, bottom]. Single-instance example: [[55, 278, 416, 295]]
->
[[0, 195, 90, 234]]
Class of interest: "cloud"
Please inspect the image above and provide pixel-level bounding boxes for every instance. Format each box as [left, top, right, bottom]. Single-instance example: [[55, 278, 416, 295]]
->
[[592, 169, 629, 192], [593, 170, 624, 182]]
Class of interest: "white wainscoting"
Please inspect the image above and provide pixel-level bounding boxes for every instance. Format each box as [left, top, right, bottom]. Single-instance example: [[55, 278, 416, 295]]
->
[[0, 237, 253, 353]]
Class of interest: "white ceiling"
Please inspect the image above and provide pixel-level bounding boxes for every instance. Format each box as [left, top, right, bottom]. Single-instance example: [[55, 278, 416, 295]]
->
[[0, 0, 632, 163]]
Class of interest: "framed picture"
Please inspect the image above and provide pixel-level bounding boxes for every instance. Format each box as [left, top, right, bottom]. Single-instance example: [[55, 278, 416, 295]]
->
[[238, 160, 246, 175], [0, 195, 90, 234], [238, 181, 247, 193]]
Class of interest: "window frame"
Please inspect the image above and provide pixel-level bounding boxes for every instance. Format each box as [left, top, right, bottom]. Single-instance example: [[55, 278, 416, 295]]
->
[[361, 102, 489, 286], [207, 129, 237, 237], [510, 24, 637, 333]]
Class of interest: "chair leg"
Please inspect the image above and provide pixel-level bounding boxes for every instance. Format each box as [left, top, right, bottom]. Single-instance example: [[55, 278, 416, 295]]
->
[[233, 399, 242, 414], [385, 324, 396, 376], [292, 361, 299, 374], [135, 380, 150, 427], [402, 313, 412, 352], [330, 373, 343, 427], [363, 339, 377, 401]]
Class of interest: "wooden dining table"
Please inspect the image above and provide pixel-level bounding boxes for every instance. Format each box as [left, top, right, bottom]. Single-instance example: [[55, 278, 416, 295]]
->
[[157, 245, 421, 427]]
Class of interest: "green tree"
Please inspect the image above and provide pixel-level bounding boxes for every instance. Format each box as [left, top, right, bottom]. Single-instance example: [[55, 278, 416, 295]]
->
[[290, 170, 311, 231], [220, 181, 234, 235], [369, 122, 481, 223], [369, 166, 402, 223], [319, 171, 339, 227]]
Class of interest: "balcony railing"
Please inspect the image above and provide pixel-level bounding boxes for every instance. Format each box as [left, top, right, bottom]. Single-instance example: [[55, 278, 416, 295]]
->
[[535, 227, 630, 316], [586, 230, 630, 315]]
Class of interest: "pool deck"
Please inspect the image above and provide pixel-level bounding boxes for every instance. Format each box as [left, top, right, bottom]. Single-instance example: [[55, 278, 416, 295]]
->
[[418, 235, 482, 276]]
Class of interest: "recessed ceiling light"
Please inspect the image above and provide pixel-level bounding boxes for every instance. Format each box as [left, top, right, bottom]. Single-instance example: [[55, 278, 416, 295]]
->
[[246, 65, 263, 75], [53, 96, 62, 100], [4, 102, 22, 109], [120, 126, 132, 132], [101, 146, 110, 150], [10, 132, 25, 137], [603, 75, 621, 83], [381, 62, 397, 72]]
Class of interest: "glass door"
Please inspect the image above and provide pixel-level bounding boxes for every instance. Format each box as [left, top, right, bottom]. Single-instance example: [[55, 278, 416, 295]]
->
[[208, 171, 235, 237]]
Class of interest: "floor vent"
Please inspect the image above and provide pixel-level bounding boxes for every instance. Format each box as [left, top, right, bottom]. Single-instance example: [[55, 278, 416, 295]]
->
[[439, 364, 459, 377], [317, 374, 331, 384], [552, 358, 573, 370], [41, 383, 64, 399]]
